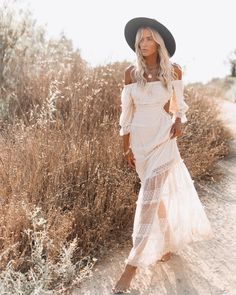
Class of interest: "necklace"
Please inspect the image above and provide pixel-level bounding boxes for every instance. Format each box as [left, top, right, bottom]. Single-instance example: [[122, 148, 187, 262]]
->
[[145, 65, 158, 79], [147, 72, 155, 79]]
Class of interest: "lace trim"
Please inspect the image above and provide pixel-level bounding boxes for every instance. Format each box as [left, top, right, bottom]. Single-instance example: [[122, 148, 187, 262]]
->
[[133, 223, 152, 240], [142, 159, 176, 202], [150, 158, 176, 177], [133, 218, 170, 248], [130, 158, 183, 260]]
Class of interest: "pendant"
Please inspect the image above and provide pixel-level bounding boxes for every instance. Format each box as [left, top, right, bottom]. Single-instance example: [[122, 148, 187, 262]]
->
[[148, 74, 152, 79]]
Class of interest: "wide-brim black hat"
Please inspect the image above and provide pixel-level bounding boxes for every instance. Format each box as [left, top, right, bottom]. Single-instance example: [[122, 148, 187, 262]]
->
[[124, 17, 176, 57]]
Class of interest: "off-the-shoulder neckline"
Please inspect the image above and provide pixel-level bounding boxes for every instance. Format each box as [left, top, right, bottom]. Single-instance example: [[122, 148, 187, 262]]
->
[[123, 79, 182, 87]]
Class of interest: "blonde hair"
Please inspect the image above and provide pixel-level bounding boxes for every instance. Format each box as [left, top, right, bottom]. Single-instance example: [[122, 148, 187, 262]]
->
[[130, 26, 178, 91]]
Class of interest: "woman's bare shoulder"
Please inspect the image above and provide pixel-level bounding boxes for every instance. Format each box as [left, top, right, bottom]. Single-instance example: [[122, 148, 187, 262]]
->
[[124, 65, 136, 85]]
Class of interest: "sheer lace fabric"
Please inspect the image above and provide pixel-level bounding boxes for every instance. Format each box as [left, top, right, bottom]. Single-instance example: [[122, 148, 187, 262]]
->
[[119, 80, 214, 268]]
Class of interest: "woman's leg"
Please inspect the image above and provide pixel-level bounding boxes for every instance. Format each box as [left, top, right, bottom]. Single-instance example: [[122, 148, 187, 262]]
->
[[158, 200, 172, 262], [113, 161, 175, 292], [112, 264, 137, 292]]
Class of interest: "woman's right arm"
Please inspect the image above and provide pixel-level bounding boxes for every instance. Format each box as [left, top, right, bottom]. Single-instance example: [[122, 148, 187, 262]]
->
[[119, 66, 136, 168]]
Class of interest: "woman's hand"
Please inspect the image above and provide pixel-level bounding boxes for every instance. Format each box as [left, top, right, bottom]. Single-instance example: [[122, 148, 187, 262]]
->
[[124, 148, 136, 168], [170, 118, 183, 139]]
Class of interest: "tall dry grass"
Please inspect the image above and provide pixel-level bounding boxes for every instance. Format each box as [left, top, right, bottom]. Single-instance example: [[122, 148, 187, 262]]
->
[[0, 2, 232, 293], [178, 85, 232, 179]]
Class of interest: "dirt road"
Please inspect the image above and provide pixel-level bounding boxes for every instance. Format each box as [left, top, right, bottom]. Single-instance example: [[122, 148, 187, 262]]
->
[[74, 98, 236, 295]]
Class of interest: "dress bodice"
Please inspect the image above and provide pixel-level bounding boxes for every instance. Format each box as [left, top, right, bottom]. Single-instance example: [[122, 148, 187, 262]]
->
[[123, 80, 171, 105], [119, 79, 189, 136]]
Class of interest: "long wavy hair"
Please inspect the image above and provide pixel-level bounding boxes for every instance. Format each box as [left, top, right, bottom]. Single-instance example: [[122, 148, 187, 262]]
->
[[130, 26, 178, 91]]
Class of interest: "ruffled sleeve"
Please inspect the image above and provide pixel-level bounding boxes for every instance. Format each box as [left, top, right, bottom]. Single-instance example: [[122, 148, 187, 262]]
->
[[169, 79, 189, 123], [119, 84, 135, 136]]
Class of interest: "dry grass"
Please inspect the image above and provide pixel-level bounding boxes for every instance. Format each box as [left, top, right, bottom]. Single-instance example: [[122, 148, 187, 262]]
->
[[0, 2, 232, 294], [178, 85, 232, 180], [0, 67, 231, 293]]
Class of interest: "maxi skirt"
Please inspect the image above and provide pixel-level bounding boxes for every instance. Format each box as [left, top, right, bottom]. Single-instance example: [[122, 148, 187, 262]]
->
[[124, 113, 214, 268]]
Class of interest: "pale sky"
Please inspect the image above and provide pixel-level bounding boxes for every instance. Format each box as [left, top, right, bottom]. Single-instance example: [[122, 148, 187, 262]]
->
[[19, 0, 235, 84]]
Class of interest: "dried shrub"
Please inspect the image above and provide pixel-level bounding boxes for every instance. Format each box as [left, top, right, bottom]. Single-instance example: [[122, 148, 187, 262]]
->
[[178, 86, 232, 180]]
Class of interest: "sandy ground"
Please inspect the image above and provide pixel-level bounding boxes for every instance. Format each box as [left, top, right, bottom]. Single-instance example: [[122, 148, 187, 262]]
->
[[73, 98, 236, 295]]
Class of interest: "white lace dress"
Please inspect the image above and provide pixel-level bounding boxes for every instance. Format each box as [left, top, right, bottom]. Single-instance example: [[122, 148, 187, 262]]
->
[[119, 79, 214, 268]]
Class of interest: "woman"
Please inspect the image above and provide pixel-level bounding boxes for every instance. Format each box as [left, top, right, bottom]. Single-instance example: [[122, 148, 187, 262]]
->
[[112, 17, 214, 294]]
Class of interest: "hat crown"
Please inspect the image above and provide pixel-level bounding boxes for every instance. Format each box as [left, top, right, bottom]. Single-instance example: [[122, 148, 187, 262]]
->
[[124, 17, 176, 57]]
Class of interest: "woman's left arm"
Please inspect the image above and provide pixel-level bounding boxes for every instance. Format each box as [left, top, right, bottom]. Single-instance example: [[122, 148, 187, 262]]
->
[[170, 64, 189, 138]]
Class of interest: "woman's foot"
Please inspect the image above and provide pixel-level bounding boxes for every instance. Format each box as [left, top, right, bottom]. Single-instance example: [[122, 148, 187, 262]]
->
[[159, 251, 172, 262], [112, 264, 137, 293]]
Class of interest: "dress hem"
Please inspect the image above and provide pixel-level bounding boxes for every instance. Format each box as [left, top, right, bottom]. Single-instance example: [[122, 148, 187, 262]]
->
[[124, 231, 214, 268]]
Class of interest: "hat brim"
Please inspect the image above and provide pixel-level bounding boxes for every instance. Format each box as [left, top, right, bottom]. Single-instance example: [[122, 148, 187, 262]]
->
[[124, 17, 176, 57]]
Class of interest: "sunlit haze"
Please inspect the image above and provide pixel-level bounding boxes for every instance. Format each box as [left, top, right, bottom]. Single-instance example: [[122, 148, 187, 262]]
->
[[19, 0, 235, 84]]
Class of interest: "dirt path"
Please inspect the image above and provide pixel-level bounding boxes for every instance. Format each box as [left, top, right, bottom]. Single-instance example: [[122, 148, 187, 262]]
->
[[74, 98, 236, 295]]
